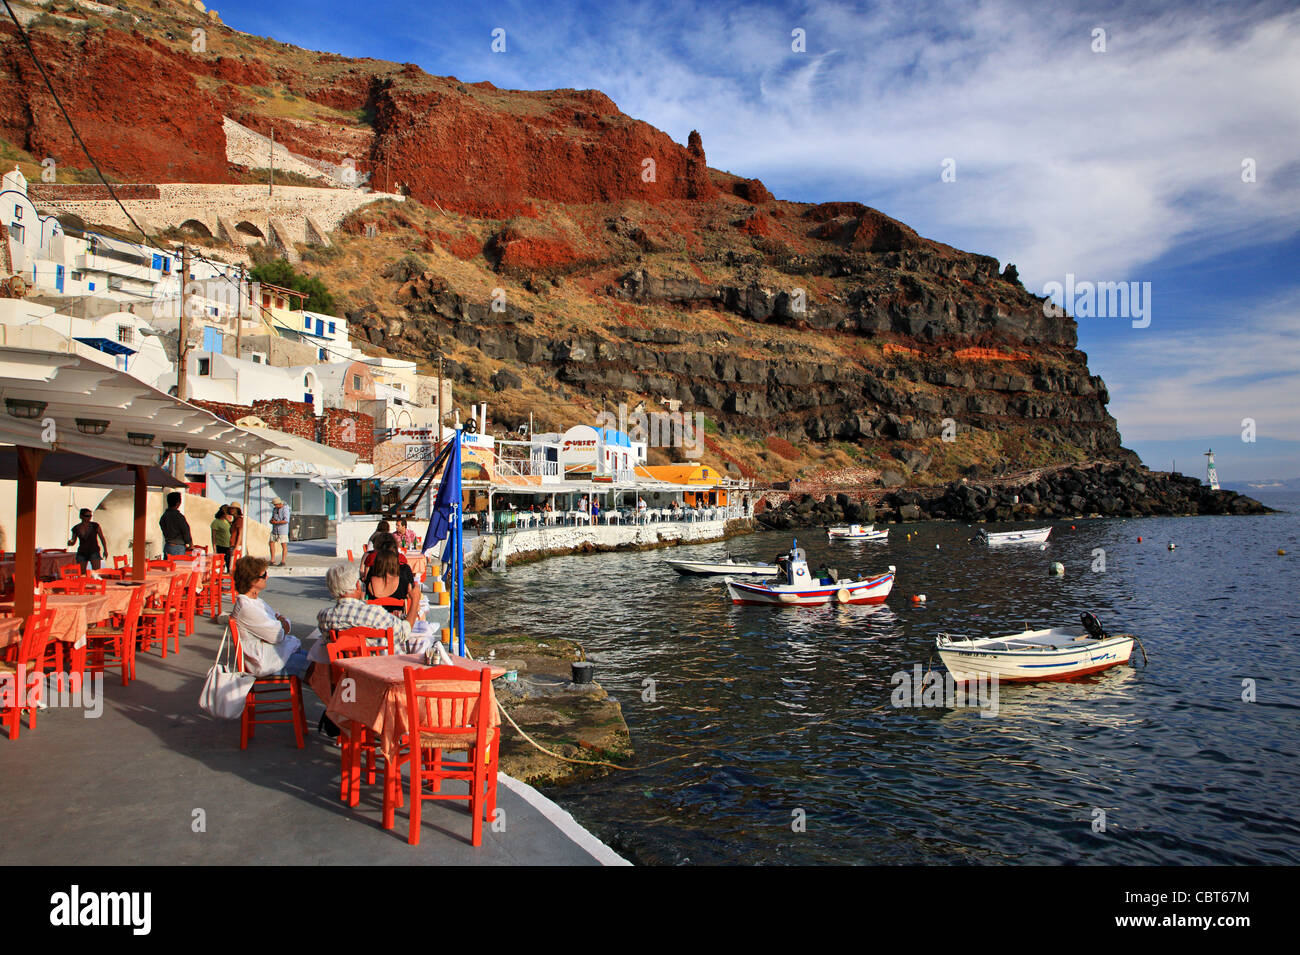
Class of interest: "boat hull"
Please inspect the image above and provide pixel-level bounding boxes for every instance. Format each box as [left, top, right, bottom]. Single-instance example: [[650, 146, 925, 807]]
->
[[938, 636, 1133, 683], [980, 527, 1052, 545], [725, 572, 895, 606], [665, 559, 776, 576]]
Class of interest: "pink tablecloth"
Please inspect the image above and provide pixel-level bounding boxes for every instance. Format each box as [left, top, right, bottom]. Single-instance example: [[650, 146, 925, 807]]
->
[[102, 579, 162, 616], [324, 653, 503, 761], [0, 616, 25, 649], [0, 594, 110, 649]]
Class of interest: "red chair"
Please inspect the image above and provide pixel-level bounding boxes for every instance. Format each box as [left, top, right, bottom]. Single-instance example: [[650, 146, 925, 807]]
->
[[59, 564, 83, 581], [347, 549, 355, 563], [84, 584, 144, 686], [326, 627, 395, 804], [1, 609, 55, 739], [138, 573, 183, 658], [402, 665, 500, 847], [180, 570, 200, 638], [196, 554, 220, 619], [229, 618, 306, 749], [146, 559, 175, 572]]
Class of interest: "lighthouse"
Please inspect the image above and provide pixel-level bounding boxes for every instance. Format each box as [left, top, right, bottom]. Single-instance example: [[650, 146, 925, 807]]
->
[[1205, 449, 1220, 490]]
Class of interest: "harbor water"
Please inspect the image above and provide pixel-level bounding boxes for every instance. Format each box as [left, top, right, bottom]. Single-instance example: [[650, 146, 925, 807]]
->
[[468, 494, 1300, 864]]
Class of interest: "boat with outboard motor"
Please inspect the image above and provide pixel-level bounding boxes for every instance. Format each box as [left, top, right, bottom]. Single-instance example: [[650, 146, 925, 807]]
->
[[724, 540, 896, 606], [936, 613, 1134, 682]]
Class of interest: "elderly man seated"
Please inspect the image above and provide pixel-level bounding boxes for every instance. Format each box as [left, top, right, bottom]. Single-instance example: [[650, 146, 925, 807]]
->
[[317, 561, 413, 650]]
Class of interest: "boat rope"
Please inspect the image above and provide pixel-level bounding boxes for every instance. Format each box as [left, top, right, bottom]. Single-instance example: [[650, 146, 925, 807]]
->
[[1129, 633, 1150, 667], [496, 702, 857, 772]]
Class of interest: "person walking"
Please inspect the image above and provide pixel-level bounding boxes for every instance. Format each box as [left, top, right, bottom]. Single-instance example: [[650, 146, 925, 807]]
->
[[68, 508, 107, 571], [159, 492, 191, 557], [210, 505, 233, 567], [269, 497, 291, 567]]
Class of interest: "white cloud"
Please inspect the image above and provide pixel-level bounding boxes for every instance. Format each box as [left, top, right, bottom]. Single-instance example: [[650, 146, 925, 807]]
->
[[1098, 290, 1300, 444]]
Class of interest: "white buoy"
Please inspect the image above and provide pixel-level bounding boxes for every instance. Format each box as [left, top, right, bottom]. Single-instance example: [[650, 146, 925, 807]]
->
[[1049, 562, 1065, 576]]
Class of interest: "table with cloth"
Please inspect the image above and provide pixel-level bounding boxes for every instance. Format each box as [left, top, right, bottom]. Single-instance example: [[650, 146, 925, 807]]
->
[[323, 653, 504, 828], [0, 593, 109, 673]]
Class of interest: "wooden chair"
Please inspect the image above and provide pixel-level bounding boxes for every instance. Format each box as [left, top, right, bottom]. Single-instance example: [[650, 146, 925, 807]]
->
[[138, 573, 183, 658], [1, 609, 55, 739], [59, 564, 83, 581], [180, 570, 200, 638], [84, 584, 144, 686], [146, 559, 175, 572], [402, 665, 500, 847], [230, 618, 306, 749], [326, 627, 395, 805], [197, 554, 228, 619]]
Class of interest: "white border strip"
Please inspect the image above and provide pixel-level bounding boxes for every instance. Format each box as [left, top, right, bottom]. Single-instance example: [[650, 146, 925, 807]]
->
[[498, 772, 631, 866]]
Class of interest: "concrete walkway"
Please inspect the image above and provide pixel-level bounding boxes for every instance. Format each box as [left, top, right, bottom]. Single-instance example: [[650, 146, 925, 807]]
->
[[0, 575, 626, 865]]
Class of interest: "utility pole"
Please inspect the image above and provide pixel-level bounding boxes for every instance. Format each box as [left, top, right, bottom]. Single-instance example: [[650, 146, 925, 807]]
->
[[435, 355, 443, 455], [174, 245, 191, 480], [176, 245, 190, 401], [235, 264, 244, 360]]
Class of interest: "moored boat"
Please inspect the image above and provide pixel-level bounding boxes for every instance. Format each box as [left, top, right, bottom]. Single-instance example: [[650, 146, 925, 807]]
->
[[664, 557, 777, 576], [936, 613, 1134, 683], [978, 526, 1052, 545], [829, 524, 889, 541], [725, 541, 895, 606]]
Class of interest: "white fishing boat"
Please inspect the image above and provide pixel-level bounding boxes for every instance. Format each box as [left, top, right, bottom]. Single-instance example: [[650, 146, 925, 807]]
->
[[725, 541, 895, 606], [936, 613, 1134, 683], [664, 557, 777, 576], [978, 526, 1052, 545], [829, 524, 889, 541]]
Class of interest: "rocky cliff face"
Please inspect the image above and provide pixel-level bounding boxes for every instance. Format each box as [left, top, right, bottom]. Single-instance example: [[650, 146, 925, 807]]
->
[[0, 0, 1135, 484]]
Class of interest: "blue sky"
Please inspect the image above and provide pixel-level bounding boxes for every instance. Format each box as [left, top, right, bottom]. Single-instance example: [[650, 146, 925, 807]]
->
[[214, 0, 1300, 481]]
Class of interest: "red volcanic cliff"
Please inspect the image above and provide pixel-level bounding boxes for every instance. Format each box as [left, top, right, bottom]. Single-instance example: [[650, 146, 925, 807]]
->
[[0, 25, 231, 182]]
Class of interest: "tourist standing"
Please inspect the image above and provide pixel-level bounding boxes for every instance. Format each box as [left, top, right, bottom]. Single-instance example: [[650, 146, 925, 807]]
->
[[269, 496, 290, 567], [591, 498, 600, 525], [68, 508, 107, 571], [159, 492, 192, 557], [228, 504, 245, 557], [210, 505, 233, 567]]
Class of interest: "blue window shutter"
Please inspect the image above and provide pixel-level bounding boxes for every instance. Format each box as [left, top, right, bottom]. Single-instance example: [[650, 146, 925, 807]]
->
[[328, 321, 336, 335]]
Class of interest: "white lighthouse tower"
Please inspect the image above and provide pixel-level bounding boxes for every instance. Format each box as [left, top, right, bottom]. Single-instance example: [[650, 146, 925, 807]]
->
[[1205, 449, 1220, 490]]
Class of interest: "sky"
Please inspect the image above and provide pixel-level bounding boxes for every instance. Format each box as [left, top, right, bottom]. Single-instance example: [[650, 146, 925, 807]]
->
[[212, 0, 1300, 482]]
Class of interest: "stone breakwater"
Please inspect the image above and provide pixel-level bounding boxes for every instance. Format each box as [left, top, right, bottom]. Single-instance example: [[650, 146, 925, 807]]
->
[[756, 463, 1271, 528]]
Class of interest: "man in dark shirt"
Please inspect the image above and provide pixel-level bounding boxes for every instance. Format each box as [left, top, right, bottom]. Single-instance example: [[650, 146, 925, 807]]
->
[[159, 492, 192, 557]]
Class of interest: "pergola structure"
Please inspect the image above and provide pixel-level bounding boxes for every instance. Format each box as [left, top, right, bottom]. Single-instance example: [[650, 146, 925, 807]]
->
[[0, 347, 281, 619]]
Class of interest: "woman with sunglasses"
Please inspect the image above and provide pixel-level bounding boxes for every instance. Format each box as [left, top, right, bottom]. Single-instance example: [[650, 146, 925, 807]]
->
[[230, 556, 308, 677]]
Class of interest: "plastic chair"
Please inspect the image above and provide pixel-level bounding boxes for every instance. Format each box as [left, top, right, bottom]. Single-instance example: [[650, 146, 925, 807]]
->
[[1, 609, 54, 739], [402, 664, 500, 847], [230, 618, 306, 749], [84, 584, 144, 686]]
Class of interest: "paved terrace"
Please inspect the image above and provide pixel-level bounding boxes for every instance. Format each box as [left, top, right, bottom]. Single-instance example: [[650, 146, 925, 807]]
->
[[0, 573, 625, 866]]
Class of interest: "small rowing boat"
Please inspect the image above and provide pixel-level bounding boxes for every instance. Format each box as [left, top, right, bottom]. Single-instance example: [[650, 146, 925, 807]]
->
[[829, 524, 889, 541], [724, 540, 895, 606], [936, 613, 1134, 683], [978, 526, 1052, 545], [664, 557, 777, 576]]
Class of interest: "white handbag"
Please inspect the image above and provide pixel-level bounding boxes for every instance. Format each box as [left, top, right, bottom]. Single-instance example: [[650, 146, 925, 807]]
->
[[199, 627, 256, 719]]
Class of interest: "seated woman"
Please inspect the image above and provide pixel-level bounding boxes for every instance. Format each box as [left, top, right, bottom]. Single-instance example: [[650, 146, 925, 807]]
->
[[363, 548, 419, 631], [360, 532, 408, 578], [230, 556, 309, 678]]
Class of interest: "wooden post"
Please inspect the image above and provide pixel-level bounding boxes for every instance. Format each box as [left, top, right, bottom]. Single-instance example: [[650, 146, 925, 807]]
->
[[13, 446, 45, 620], [132, 465, 148, 581]]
